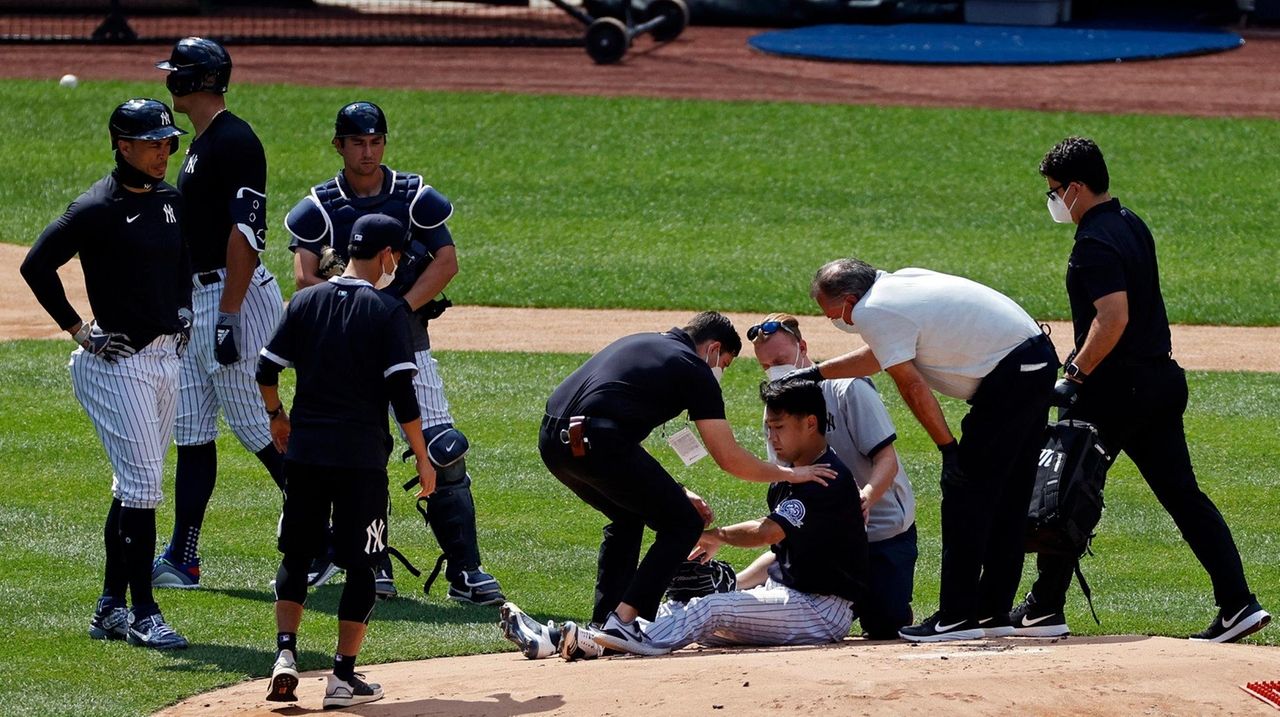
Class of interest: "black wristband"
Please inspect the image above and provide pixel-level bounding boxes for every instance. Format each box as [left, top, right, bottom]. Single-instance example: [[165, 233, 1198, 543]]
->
[[267, 403, 285, 419], [937, 440, 959, 454]]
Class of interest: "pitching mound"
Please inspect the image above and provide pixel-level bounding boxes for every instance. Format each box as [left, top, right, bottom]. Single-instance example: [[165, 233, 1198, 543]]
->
[[155, 635, 1278, 716]]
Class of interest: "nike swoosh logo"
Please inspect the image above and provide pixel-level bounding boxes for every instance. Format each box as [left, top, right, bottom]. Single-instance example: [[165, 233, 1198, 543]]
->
[[1020, 614, 1057, 627], [126, 214, 141, 223], [446, 441, 457, 452], [935, 620, 968, 633], [1221, 605, 1250, 629]]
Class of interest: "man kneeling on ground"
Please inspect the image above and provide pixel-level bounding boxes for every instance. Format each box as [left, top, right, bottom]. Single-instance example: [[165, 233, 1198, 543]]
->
[[500, 379, 869, 659]]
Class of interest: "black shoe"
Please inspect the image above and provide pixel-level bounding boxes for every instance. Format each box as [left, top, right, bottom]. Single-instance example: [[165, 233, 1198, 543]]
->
[[1009, 593, 1070, 637], [307, 557, 342, 588], [1189, 599, 1271, 643], [447, 568, 505, 606], [898, 611, 985, 643], [977, 613, 1015, 638]]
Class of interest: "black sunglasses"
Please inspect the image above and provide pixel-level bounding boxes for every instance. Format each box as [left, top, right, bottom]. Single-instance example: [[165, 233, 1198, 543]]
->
[[747, 321, 798, 343], [1045, 182, 1070, 200]]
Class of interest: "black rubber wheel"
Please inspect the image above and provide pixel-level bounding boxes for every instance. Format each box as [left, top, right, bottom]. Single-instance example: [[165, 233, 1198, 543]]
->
[[586, 17, 630, 64], [644, 0, 688, 43]]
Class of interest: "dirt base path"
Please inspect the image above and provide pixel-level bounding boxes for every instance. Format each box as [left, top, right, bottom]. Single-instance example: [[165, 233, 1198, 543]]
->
[[3, 244, 1277, 370], [156, 636, 1280, 716]]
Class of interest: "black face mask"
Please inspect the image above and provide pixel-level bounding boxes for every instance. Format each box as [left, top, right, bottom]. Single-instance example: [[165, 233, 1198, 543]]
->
[[113, 149, 159, 190]]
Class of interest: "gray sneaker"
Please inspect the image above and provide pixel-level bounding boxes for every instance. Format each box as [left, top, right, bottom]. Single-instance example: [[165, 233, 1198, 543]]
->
[[127, 612, 189, 650], [323, 673, 383, 708], [590, 612, 668, 656], [559, 621, 606, 661], [265, 649, 299, 702], [499, 602, 558, 659], [88, 605, 130, 640]]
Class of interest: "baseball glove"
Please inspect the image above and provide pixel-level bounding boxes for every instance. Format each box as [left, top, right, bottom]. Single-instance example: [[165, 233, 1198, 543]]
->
[[665, 559, 737, 603], [317, 245, 347, 279]]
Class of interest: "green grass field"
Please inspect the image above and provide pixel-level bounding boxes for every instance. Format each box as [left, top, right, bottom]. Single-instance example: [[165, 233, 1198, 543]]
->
[[0, 341, 1276, 716], [3, 78, 1278, 324]]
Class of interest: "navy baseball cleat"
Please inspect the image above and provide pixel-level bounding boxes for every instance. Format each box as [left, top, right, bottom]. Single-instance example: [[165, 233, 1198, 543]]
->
[[1190, 599, 1271, 643], [308, 557, 342, 588], [591, 612, 667, 656], [898, 611, 985, 643], [499, 602, 558, 659], [152, 556, 201, 589], [323, 673, 383, 708], [266, 649, 299, 702], [448, 568, 505, 606], [88, 603, 130, 640], [127, 611, 189, 650]]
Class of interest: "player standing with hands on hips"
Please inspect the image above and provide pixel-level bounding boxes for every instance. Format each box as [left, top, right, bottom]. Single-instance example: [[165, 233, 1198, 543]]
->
[[21, 99, 192, 649], [151, 37, 287, 589], [257, 214, 435, 708], [1021, 136, 1270, 642], [284, 101, 503, 603]]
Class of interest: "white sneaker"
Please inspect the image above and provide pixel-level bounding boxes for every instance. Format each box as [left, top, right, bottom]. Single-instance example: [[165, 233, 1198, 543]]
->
[[499, 602, 558, 659], [323, 673, 383, 708], [265, 650, 299, 702], [559, 621, 606, 661], [589, 612, 668, 656]]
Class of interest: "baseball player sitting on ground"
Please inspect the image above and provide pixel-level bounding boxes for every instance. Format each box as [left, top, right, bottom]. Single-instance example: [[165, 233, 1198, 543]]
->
[[22, 98, 192, 649], [151, 37, 287, 589], [501, 379, 868, 660], [283, 101, 503, 604], [749, 313, 917, 639], [257, 214, 435, 708]]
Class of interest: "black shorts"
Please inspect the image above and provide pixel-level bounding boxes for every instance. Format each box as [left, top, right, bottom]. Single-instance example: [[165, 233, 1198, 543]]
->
[[278, 460, 389, 570]]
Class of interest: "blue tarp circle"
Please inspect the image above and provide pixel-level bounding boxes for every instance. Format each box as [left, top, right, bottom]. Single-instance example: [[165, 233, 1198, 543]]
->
[[747, 23, 1244, 65]]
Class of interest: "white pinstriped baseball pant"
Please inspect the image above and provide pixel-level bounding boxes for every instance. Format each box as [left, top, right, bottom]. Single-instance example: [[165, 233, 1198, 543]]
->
[[176, 264, 283, 451], [69, 335, 181, 509], [411, 349, 454, 428], [639, 578, 854, 651]]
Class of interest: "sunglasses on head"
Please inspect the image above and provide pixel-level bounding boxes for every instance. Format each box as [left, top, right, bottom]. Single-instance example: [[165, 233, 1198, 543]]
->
[[747, 320, 798, 343]]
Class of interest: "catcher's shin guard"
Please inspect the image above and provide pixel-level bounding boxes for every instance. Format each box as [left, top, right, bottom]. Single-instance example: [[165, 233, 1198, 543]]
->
[[426, 459, 482, 579]]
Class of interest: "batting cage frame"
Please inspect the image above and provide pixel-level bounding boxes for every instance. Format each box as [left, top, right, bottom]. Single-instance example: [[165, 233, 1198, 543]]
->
[[0, 0, 687, 61]]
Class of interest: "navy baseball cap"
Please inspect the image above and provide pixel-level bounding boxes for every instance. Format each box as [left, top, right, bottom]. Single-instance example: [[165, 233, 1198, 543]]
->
[[348, 214, 406, 258]]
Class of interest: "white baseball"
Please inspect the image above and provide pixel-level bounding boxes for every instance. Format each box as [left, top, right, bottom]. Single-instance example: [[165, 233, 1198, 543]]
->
[[59, 74, 79, 88]]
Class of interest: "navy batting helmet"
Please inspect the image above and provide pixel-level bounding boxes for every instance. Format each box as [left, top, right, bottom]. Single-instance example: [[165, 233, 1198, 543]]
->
[[156, 37, 232, 96], [109, 98, 187, 153], [335, 101, 388, 139]]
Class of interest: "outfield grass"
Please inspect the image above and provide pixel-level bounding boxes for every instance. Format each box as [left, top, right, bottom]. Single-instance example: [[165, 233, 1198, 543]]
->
[[3, 79, 1278, 325], [0, 340, 1275, 717]]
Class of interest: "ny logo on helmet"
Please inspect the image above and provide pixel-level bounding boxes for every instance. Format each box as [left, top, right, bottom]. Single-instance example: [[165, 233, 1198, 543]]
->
[[160, 111, 171, 126]]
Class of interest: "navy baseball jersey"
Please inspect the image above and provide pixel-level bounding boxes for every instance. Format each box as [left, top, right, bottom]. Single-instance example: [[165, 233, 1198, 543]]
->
[[260, 276, 417, 470], [766, 447, 869, 604], [178, 111, 267, 271], [545, 328, 726, 444], [22, 171, 190, 345]]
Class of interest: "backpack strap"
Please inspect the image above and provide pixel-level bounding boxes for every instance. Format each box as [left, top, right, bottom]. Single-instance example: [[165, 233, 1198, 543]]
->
[[1073, 557, 1101, 626]]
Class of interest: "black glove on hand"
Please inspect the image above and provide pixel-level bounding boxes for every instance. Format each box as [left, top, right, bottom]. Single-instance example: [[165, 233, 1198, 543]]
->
[[938, 440, 967, 488], [176, 307, 193, 358], [214, 311, 240, 365], [1051, 378, 1080, 408], [80, 321, 135, 363], [779, 364, 824, 384]]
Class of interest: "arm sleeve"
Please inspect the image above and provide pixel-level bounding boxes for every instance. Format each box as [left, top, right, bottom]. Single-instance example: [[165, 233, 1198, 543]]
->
[[387, 371, 420, 424], [1071, 238, 1127, 302], [20, 199, 89, 330], [227, 134, 268, 252]]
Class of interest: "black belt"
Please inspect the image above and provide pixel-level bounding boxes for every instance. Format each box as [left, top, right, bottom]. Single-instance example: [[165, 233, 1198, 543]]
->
[[195, 270, 222, 286], [542, 414, 624, 430]]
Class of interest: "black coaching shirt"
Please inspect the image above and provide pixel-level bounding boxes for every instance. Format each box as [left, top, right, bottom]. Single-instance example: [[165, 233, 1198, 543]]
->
[[545, 328, 726, 443], [766, 447, 868, 604], [178, 111, 267, 272], [21, 171, 190, 347], [1067, 199, 1173, 374], [260, 277, 416, 470]]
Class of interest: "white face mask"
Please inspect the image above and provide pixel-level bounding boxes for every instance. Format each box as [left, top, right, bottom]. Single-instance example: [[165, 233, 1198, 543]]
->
[[375, 253, 398, 290], [830, 298, 858, 333], [1047, 185, 1077, 224], [764, 345, 804, 382], [705, 346, 723, 384]]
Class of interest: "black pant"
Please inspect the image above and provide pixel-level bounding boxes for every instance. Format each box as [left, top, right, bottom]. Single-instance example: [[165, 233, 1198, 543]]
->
[[539, 418, 703, 625], [939, 334, 1057, 621], [278, 461, 390, 570], [1029, 359, 1252, 612]]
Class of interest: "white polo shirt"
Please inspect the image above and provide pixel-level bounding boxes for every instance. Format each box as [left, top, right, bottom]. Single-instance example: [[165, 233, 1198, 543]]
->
[[851, 268, 1042, 400]]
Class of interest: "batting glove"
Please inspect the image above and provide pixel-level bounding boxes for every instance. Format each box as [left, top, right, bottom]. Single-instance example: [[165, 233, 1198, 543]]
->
[[77, 320, 136, 363], [214, 311, 240, 366], [176, 307, 194, 358]]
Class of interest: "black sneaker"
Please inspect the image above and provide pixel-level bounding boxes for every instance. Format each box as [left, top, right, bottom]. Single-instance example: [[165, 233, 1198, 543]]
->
[[127, 611, 189, 650], [1009, 594, 1070, 637], [88, 603, 130, 640], [447, 568, 505, 606], [1189, 599, 1271, 643], [307, 557, 342, 588], [978, 614, 1015, 638], [898, 611, 985, 642]]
